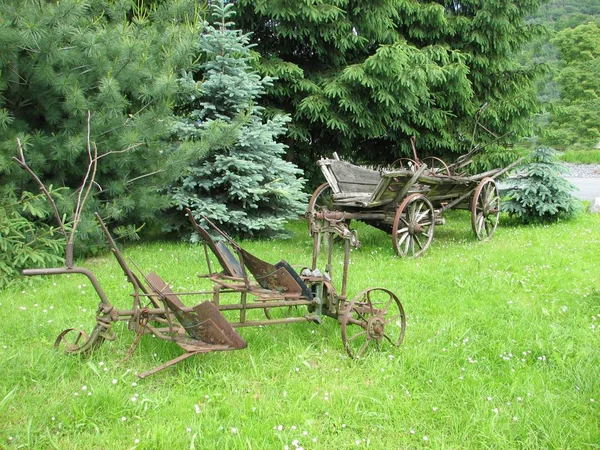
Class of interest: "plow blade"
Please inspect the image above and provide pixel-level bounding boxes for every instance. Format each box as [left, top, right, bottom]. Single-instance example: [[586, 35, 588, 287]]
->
[[145, 272, 246, 350], [192, 301, 247, 349]]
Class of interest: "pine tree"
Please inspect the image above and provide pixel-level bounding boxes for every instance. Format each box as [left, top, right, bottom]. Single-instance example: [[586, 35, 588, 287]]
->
[[501, 147, 580, 222], [0, 0, 208, 252], [233, 0, 546, 179], [168, 1, 307, 238]]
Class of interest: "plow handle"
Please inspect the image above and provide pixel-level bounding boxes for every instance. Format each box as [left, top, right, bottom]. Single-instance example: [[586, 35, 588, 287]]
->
[[22, 267, 113, 309]]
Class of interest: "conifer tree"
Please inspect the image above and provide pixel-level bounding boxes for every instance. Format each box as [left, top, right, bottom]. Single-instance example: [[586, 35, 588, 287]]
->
[[233, 0, 546, 176], [169, 1, 307, 238], [501, 147, 579, 222], [0, 0, 208, 251]]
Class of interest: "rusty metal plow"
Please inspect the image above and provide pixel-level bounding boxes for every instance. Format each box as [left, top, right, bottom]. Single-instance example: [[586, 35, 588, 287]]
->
[[22, 210, 406, 377]]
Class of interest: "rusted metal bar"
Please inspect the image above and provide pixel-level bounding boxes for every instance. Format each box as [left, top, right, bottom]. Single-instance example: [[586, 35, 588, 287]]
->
[[229, 316, 314, 327], [23, 267, 113, 309], [137, 351, 204, 379], [115, 298, 315, 317]]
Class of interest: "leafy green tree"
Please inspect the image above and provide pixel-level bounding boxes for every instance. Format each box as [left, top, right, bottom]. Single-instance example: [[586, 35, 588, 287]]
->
[[168, 1, 307, 238], [0, 190, 65, 289], [545, 22, 600, 148], [233, 0, 546, 179], [501, 147, 579, 222], [0, 0, 208, 253]]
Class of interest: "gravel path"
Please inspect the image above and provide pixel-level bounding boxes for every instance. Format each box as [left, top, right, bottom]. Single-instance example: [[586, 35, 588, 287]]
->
[[563, 163, 600, 178]]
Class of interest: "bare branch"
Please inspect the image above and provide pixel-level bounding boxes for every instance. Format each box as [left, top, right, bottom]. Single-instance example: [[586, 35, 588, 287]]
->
[[71, 111, 98, 244], [125, 169, 165, 185], [96, 142, 143, 160], [12, 138, 68, 240]]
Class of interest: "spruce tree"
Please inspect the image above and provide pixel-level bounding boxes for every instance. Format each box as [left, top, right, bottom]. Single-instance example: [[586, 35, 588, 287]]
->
[[169, 1, 307, 238], [501, 147, 580, 223], [233, 0, 546, 178]]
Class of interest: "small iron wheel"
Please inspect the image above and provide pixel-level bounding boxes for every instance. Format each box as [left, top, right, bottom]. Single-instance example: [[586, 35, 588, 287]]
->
[[307, 182, 334, 236], [341, 288, 406, 358], [54, 326, 106, 355], [471, 177, 500, 240], [391, 193, 435, 257], [422, 156, 451, 176], [390, 157, 419, 172]]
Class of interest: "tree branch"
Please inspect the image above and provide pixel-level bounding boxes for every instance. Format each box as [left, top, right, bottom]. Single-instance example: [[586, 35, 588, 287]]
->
[[12, 139, 68, 241]]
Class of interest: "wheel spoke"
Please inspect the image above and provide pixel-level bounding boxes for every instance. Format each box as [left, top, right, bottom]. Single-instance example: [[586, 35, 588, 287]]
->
[[384, 312, 403, 325], [404, 235, 411, 255], [347, 329, 367, 343], [379, 297, 395, 315], [414, 201, 424, 219], [414, 234, 423, 250], [476, 214, 485, 234], [382, 333, 399, 346], [358, 339, 371, 356], [398, 231, 409, 247]]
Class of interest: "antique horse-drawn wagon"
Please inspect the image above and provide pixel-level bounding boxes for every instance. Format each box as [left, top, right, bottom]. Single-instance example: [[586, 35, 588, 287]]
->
[[307, 142, 521, 257]]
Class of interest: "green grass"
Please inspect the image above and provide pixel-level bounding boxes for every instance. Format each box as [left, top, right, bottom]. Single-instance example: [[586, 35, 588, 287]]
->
[[1, 211, 600, 449], [558, 148, 600, 164]]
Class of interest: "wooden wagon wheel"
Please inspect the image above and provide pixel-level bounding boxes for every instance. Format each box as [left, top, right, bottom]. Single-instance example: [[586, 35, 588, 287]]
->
[[421, 156, 451, 175], [54, 325, 107, 355], [341, 288, 406, 359], [471, 177, 500, 240], [391, 193, 435, 257]]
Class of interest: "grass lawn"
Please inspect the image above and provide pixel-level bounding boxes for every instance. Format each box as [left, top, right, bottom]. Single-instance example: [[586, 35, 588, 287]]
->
[[559, 149, 600, 165], [1, 210, 599, 449]]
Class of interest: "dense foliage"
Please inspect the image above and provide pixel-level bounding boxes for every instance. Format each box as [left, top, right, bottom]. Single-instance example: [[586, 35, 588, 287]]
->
[[501, 147, 579, 223], [233, 0, 546, 179], [527, 0, 600, 150], [0, 191, 65, 289], [168, 2, 307, 238], [544, 23, 600, 148], [0, 0, 208, 254]]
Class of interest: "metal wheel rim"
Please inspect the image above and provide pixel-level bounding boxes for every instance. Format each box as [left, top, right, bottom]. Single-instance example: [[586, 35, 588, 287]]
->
[[391, 193, 435, 257], [341, 288, 406, 359], [471, 178, 500, 240], [422, 156, 451, 176], [307, 182, 333, 236], [54, 326, 106, 355]]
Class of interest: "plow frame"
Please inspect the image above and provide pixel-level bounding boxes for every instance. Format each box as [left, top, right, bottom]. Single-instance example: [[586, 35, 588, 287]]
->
[[22, 209, 406, 377]]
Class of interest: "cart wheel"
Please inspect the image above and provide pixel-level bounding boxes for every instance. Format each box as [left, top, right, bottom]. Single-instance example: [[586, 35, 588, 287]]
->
[[307, 183, 335, 236], [54, 325, 107, 355], [390, 158, 419, 172], [391, 193, 435, 257], [341, 288, 406, 359], [471, 177, 500, 241], [422, 157, 451, 176]]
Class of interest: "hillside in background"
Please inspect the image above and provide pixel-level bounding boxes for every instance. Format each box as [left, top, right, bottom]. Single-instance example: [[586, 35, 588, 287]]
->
[[528, 0, 600, 149]]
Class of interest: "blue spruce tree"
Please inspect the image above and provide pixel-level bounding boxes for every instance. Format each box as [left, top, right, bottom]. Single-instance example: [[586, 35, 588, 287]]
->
[[170, 1, 307, 237]]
